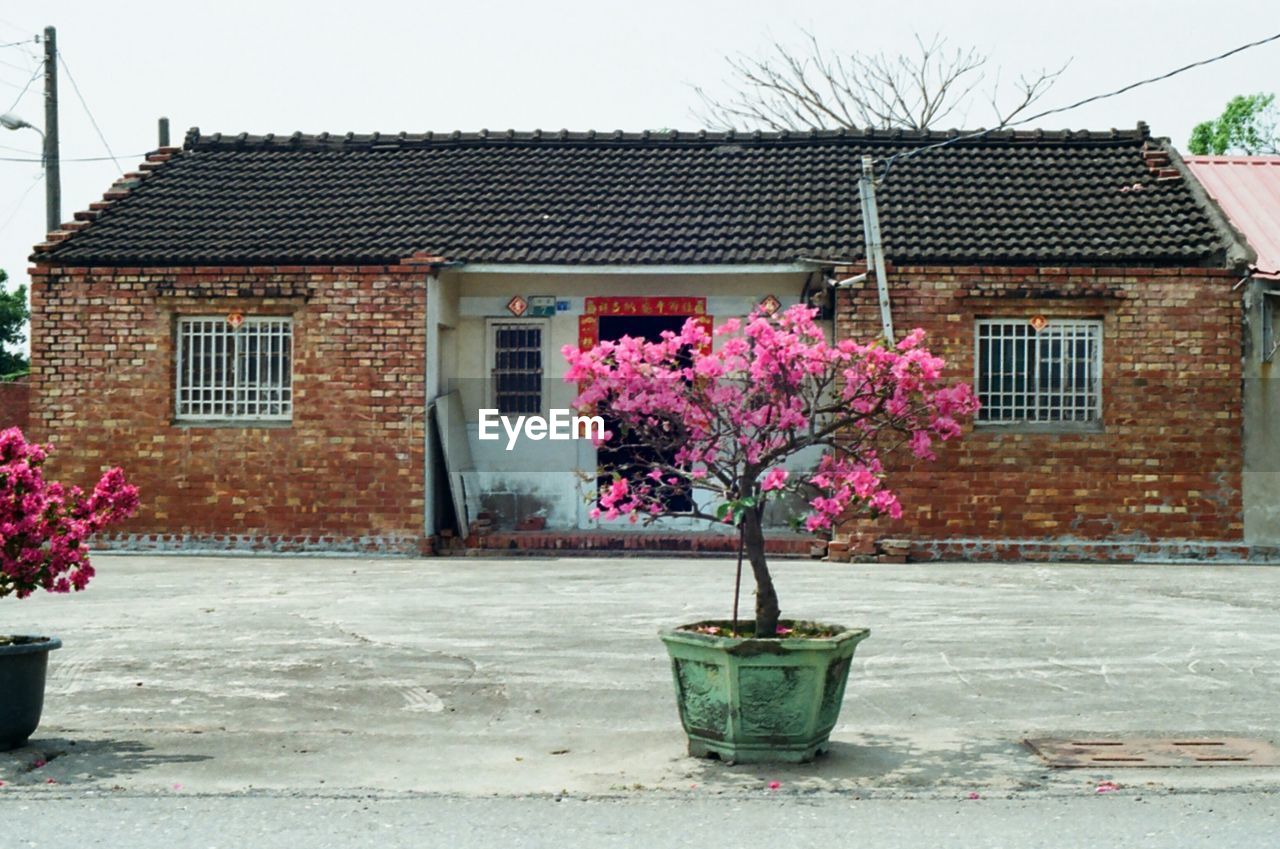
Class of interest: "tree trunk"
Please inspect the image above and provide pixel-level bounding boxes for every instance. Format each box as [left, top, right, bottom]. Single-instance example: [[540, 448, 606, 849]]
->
[[742, 508, 780, 636]]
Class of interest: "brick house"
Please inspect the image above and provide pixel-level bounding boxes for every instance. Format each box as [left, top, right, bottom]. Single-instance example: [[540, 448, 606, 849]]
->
[[28, 124, 1264, 559]]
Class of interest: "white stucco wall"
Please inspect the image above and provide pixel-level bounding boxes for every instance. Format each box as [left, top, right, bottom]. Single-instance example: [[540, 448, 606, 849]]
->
[[1244, 280, 1280, 545], [434, 269, 821, 531]]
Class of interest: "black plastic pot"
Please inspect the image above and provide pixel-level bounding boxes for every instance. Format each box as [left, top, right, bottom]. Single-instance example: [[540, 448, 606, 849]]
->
[[0, 635, 61, 751]]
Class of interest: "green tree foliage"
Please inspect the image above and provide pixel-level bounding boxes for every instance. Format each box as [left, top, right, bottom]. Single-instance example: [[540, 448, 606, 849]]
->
[[1188, 93, 1280, 155], [0, 269, 30, 378]]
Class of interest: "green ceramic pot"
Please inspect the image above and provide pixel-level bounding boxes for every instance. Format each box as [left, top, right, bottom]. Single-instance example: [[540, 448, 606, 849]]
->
[[659, 621, 869, 764]]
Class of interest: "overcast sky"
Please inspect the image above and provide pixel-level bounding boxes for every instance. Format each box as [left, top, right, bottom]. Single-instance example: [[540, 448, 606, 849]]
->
[[2, 0, 1278, 304]]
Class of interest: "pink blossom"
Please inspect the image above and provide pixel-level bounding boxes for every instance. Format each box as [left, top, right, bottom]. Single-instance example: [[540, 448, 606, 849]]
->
[[760, 467, 789, 491], [561, 308, 977, 542], [0, 428, 139, 601]]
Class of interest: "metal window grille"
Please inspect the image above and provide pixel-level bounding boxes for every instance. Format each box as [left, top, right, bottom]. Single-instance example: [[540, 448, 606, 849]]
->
[[492, 323, 543, 414], [175, 317, 293, 421], [975, 319, 1102, 424]]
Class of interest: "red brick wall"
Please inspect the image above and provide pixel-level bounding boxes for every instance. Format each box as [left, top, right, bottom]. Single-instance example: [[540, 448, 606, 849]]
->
[[28, 264, 427, 553], [0, 381, 29, 432], [838, 266, 1243, 553]]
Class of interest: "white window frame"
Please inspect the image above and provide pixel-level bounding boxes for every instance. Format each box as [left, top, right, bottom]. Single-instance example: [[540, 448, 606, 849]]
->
[[175, 315, 294, 422], [486, 318, 548, 416], [974, 318, 1103, 427]]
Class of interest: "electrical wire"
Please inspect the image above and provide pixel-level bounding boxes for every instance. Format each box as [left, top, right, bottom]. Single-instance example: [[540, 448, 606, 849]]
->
[[0, 168, 43, 239], [0, 39, 37, 50], [0, 153, 145, 163], [876, 30, 1280, 181], [0, 141, 40, 156], [56, 50, 123, 173], [4, 66, 39, 113], [0, 16, 35, 36]]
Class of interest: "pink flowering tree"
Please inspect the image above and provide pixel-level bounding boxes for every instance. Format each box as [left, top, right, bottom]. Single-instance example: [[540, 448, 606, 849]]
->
[[563, 305, 978, 636], [0, 428, 139, 603]]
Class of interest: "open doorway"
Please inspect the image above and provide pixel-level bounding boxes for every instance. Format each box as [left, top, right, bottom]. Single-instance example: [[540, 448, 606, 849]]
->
[[596, 314, 693, 513]]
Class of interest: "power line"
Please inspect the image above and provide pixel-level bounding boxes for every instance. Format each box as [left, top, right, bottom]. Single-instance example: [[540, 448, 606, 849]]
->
[[876, 30, 1280, 180], [4, 66, 39, 113], [0, 152, 146, 163], [0, 39, 37, 49], [56, 50, 123, 173], [0, 141, 40, 156], [0, 168, 43, 239], [0, 16, 35, 35]]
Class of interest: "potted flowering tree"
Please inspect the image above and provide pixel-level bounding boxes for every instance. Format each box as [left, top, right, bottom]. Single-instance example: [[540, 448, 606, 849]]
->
[[564, 306, 977, 763], [0, 428, 138, 750]]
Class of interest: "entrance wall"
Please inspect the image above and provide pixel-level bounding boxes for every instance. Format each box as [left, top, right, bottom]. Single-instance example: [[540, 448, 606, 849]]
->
[[441, 270, 813, 531]]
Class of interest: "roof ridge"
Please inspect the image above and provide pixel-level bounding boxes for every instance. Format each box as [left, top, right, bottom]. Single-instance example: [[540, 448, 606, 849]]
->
[[1185, 155, 1280, 164], [182, 124, 1153, 152], [30, 145, 183, 255]]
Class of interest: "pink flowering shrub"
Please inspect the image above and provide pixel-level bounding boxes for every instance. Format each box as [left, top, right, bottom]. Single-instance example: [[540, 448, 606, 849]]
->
[[563, 305, 977, 635], [0, 428, 139, 601]]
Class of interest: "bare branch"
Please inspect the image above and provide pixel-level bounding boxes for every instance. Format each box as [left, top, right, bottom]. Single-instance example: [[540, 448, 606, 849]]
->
[[988, 59, 1073, 127], [692, 31, 1069, 132]]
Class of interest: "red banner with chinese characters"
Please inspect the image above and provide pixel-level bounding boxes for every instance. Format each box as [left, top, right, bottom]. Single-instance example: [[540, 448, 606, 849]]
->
[[578, 297, 711, 351]]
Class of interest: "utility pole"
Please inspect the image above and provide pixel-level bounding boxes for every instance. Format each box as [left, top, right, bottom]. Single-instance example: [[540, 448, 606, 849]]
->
[[158, 116, 170, 147], [858, 155, 893, 343], [41, 25, 60, 234]]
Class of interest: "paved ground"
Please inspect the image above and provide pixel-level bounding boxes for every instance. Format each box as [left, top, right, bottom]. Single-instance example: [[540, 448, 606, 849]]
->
[[2, 793, 1276, 849], [3, 554, 1280, 804]]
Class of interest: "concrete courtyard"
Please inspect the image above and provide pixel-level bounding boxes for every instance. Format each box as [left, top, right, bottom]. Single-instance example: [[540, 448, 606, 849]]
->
[[3, 554, 1279, 802]]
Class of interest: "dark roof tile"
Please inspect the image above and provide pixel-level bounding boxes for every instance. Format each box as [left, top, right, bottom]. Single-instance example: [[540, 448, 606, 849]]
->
[[34, 125, 1236, 267]]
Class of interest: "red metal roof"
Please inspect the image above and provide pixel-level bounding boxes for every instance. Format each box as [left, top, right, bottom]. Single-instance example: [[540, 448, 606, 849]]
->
[[1185, 156, 1280, 279]]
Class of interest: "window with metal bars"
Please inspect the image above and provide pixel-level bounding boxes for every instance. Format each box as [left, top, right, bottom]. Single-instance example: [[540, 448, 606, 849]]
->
[[974, 319, 1102, 425], [175, 317, 293, 421], [490, 321, 544, 415]]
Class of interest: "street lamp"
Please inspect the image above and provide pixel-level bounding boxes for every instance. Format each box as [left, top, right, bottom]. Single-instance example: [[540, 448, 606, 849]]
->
[[0, 112, 40, 134], [0, 110, 57, 235], [0, 26, 60, 234]]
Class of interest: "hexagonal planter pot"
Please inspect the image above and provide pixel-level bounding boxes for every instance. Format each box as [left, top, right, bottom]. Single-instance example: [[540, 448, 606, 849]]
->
[[0, 636, 61, 751], [659, 621, 869, 764]]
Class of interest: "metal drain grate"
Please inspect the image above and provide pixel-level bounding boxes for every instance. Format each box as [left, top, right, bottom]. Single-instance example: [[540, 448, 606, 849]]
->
[[1024, 737, 1280, 767]]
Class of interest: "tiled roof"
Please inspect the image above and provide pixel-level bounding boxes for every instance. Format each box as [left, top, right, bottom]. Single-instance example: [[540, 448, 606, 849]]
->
[[1185, 156, 1280, 279], [35, 125, 1242, 268]]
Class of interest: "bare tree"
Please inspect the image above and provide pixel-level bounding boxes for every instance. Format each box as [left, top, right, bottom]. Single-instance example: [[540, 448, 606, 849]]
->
[[694, 32, 1069, 132]]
